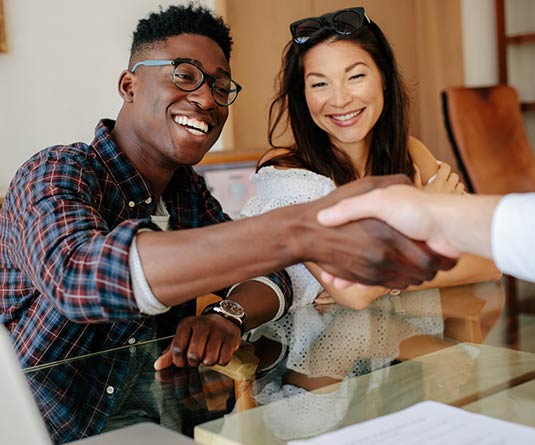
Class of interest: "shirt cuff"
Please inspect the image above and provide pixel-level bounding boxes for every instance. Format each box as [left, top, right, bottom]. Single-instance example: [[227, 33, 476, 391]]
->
[[129, 233, 171, 315], [491, 193, 535, 282], [227, 276, 286, 322]]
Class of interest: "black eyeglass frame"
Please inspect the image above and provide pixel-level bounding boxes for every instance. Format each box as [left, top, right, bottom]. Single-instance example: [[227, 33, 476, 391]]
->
[[290, 7, 370, 44], [130, 58, 242, 106]]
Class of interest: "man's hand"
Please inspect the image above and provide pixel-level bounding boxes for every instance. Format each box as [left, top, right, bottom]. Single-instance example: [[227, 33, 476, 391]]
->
[[296, 176, 457, 289], [154, 314, 241, 369], [318, 184, 460, 255]]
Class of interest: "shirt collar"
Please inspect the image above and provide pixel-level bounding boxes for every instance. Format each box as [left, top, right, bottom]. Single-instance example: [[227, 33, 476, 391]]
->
[[91, 119, 153, 207]]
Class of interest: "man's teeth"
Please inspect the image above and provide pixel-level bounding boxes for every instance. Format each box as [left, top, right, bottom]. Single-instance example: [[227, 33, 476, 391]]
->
[[332, 109, 363, 121], [174, 116, 209, 134]]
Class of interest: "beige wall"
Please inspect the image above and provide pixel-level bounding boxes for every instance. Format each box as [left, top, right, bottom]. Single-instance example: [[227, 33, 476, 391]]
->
[[222, 0, 464, 168]]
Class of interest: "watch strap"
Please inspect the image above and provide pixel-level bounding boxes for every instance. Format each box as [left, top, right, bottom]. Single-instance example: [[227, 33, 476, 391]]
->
[[201, 301, 246, 334]]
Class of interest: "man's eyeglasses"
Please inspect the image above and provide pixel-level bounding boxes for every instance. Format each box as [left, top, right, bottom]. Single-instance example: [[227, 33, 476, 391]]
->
[[290, 7, 370, 44], [131, 58, 242, 106]]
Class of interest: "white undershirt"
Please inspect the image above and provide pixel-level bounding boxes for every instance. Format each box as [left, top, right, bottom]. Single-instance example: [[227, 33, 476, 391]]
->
[[128, 199, 285, 318], [491, 193, 535, 282], [129, 198, 171, 315]]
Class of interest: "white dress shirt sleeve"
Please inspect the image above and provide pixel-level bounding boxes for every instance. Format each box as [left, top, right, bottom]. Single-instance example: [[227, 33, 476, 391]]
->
[[491, 193, 535, 282]]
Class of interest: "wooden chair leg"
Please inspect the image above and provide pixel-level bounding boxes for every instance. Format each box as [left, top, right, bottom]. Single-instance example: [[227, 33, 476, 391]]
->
[[202, 345, 260, 412], [505, 275, 519, 349]]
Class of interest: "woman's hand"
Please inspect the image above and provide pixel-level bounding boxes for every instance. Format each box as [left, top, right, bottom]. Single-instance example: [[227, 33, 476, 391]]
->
[[308, 263, 390, 310], [314, 290, 335, 305], [324, 284, 389, 310], [414, 161, 465, 194]]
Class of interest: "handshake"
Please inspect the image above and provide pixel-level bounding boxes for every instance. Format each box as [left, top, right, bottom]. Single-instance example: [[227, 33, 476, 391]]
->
[[311, 174, 461, 290]]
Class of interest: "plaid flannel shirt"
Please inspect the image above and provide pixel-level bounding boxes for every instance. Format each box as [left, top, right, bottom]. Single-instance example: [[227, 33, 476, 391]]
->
[[0, 119, 292, 436]]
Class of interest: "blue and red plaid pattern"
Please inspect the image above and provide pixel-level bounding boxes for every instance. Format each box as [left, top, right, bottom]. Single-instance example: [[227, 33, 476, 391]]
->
[[0, 119, 292, 371]]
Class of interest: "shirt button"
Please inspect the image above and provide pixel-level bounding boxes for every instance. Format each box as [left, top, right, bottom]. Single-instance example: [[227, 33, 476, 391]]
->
[[128, 338, 136, 345], [128, 201, 135, 208], [106, 386, 115, 395], [145, 197, 152, 204]]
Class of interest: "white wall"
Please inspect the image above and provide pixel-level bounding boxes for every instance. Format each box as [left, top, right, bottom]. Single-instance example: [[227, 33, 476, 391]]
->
[[0, 0, 218, 194], [461, 0, 498, 86], [461, 0, 535, 147]]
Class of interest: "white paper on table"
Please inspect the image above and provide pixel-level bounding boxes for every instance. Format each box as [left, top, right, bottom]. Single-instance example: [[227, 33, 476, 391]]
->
[[288, 400, 535, 445]]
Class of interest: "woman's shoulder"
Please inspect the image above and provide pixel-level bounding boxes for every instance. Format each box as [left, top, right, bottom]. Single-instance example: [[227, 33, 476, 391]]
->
[[256, 147, 324, 178], [258, 147, 291, 166], [408, 136, 439, 183], [408, 136, 436, 162], [257, 147, 302, 172], [251, 148, 335, 199]]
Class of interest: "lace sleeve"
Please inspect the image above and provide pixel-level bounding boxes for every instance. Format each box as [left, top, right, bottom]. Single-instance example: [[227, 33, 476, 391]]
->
[[241, 166, 336, 217], [241, 167, 336, 308]]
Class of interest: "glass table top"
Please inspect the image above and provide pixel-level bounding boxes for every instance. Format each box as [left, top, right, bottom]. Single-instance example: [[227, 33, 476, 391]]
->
[[22, 280, 535, 444]]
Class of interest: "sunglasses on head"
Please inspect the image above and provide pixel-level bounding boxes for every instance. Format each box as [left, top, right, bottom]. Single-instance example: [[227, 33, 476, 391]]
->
[[290, 7, 370, 44]]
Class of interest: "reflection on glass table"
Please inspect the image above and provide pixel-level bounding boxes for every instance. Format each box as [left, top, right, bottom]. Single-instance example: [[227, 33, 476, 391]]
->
[[195, 281, 535, 444], [22, 280, 535, 445]]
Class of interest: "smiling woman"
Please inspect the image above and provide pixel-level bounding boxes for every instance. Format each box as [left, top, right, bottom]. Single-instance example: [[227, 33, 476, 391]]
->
[[0, 0, 6, 53], [223, 0, 464, 167]]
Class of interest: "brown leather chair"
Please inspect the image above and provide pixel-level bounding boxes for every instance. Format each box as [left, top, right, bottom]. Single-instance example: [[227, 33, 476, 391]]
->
[[442, 85, 535, 194], [442, 85, 535, 347]]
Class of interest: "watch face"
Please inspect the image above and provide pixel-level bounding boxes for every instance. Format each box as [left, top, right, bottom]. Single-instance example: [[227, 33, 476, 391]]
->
[[220, 299, 245, 317]]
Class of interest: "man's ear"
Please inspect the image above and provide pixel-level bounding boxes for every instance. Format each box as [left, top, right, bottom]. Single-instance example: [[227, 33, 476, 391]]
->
[[118, 70, 135, 102]]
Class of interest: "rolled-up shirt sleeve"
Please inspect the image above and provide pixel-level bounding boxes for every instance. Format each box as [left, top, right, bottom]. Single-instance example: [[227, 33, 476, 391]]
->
[[491, 193, 535, 282], [129, 233, 171, 315]]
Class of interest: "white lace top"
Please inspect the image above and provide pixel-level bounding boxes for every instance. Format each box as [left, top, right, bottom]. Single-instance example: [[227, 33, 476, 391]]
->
[[236, 167, 444, 439], [241, 167, 337, 307], [241, 166, 441, 316]]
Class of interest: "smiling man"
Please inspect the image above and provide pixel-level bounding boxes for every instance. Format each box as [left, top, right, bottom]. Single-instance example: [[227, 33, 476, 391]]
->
[[0, 4, 457, 440]]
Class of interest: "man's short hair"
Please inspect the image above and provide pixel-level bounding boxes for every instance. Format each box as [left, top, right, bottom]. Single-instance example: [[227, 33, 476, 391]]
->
[[130, 3, 233, 63]]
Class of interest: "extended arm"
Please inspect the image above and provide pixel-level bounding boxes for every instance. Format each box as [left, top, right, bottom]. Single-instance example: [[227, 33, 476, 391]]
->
[[13, 152, 455, 323], [317, 185, 507, 275]]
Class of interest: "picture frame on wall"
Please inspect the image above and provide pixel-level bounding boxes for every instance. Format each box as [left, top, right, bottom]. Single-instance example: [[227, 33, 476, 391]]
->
[[0, 0, 7, 53]]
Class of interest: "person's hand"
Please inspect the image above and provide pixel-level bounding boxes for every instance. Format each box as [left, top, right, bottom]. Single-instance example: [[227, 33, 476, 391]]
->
[[327, 284, 390, 309], [314, 290, 335, 305], [308, 263, 389, 310], [414, 161, 464, 194], [318, 184, 461, 261], [299, 175, 457, 289], [154, 314, 242, 369], [316, 286, 388, 309]]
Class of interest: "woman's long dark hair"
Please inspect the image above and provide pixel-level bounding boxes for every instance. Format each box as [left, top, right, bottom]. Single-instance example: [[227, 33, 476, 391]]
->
[[262, 20, 414, 185]]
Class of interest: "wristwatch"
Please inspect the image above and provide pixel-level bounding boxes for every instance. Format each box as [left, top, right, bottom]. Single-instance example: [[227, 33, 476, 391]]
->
[[201, 299, 247, 333]]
